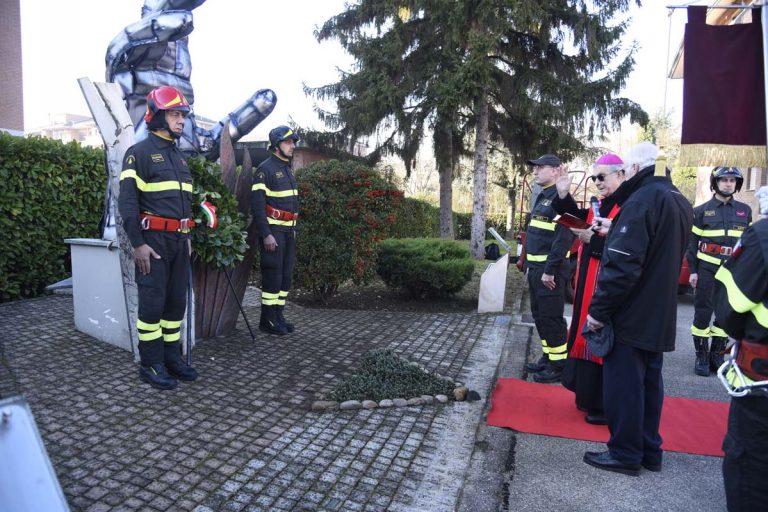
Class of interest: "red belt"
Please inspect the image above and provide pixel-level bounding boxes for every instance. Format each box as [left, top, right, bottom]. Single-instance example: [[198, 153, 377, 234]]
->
[[140, 214, 195, 232], [266, 205, 298, 221], [699, 241, 732, 256], [736, 340, 768, 381]]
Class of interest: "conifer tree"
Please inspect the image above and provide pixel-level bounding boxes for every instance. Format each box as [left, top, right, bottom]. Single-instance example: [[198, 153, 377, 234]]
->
[[308, 1, 648, 246]]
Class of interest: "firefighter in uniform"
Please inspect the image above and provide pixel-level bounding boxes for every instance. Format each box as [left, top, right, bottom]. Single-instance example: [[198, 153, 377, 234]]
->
[[523, 154, 575, 383], [713, 185, 768, 511], [250, 126, 300, 335], [687, 167, 752, 376], [118, 85, 199, 390]]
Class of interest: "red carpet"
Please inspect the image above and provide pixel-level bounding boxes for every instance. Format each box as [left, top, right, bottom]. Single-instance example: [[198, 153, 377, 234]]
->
[[486, 378, 729, 457]]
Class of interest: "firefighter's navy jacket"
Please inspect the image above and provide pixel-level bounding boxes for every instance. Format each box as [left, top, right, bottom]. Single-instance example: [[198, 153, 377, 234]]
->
[[588, 165, 694, 352], [686, 196, 752, 271], [523, 184, 574, 274], [714, 219, 768, 345], [118, 132, 193, 248], [250, 153, 299, 236], [713, 218, 768, 512]]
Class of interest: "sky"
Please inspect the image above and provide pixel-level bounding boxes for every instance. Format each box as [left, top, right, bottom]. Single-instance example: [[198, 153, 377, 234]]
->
[[19, 0, 690, 142]]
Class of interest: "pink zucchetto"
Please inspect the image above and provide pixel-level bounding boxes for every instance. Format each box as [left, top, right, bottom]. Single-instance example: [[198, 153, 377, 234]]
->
[[594, 153, 623, 165]]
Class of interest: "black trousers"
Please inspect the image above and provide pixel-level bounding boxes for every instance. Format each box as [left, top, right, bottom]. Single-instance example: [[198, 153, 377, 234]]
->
[[527, 265, 568, 363], [603, 342, 664, 466], [723, 395, 768, 512], [135, 231, 189, 360], [136, 231, 189, 323], [259, 229, 296, 304], [692, 262, 724, 335]]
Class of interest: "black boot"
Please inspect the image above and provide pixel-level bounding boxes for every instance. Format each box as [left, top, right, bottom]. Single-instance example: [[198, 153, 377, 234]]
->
[[525, 354, 548, 373], [693, 336, 710, 377], [164, 341, 198, 381], [276, 305, 294, 333], [709, 337, 727, 373], [138, 340, 178, 390], [533, 362, 564, 383], [259, 305, 288, 335]]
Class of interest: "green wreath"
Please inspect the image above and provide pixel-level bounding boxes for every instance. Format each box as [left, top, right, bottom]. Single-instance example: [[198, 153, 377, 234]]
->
[[187, 157, 248, 269]]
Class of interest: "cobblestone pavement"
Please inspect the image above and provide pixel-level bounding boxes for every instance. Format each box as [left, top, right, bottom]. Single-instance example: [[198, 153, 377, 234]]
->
[[0, 289, 516, 512]]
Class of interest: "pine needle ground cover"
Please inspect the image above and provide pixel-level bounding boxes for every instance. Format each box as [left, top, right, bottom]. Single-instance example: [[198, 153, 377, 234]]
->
[[329, 349, 455, 402]]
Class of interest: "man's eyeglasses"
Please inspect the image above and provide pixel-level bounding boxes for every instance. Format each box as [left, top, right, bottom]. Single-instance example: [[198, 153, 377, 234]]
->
[[589, 170, 622, 182]]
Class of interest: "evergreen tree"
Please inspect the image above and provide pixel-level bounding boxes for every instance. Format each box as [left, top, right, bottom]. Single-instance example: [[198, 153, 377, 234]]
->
[[308, 1, 648, 247], [478, 0, 648, 254], [308, 2, 477, 239]]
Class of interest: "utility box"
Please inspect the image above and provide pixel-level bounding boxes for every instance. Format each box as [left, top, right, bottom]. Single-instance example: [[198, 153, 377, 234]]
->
[[65, 238, 131, 352]]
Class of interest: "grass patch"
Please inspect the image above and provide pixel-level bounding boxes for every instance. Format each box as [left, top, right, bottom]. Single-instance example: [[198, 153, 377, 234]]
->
[[329, 348, 455, 402]]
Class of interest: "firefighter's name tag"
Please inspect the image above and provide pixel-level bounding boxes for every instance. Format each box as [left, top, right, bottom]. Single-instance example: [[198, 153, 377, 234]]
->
[[704, 210, 716, 217], [151, 154, 165, 163], [731, 225, 746, 231], [275, 171, 284, 178], [540, 199, 552, 207]]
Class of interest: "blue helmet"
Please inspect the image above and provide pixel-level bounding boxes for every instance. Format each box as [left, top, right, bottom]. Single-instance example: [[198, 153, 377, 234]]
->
[[268, 126, 299, 150], [710, 167, 743, 195]]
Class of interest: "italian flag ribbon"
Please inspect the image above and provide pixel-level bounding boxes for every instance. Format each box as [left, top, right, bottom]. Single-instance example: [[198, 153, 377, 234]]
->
[[200, 200, 218, 229]]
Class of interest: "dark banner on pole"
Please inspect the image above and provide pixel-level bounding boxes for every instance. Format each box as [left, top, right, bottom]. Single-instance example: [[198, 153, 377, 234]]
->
[[680, 6, 767, 167]]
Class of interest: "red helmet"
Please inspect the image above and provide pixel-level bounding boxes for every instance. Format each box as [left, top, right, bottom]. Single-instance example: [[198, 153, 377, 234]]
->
[[144, 86, 190, 124]]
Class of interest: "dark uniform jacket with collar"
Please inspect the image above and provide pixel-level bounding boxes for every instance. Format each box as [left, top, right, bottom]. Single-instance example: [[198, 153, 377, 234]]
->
[[523, 184, 575, 274], [686, 196, 752, 272], [588, 165, 694, 352], [118, 132, 193, 248], [250, 153, 299, 237], [714, 219, 768, 345]]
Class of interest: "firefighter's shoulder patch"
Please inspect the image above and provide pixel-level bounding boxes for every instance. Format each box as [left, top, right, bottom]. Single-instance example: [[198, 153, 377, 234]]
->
[[126, 155, 135, 165]]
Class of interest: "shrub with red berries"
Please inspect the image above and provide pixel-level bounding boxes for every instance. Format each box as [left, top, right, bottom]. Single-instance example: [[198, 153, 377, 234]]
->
[[295, 160, 402, 299]]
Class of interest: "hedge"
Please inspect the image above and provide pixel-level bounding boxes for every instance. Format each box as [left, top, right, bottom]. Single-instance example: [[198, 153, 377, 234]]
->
[[389, 197, 440, 238], [0, 134, 104, 301], [376, 238, 474, 298], [453, 212, 508, 240], [390, 198, 514, 240]]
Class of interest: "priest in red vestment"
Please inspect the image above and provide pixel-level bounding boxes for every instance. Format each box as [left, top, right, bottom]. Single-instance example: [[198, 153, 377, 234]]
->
[[553, 153, 626, 424]]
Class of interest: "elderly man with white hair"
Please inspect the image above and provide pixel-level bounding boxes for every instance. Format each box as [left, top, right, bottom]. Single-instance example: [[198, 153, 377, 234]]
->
[[582, 141, 694, 476]]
